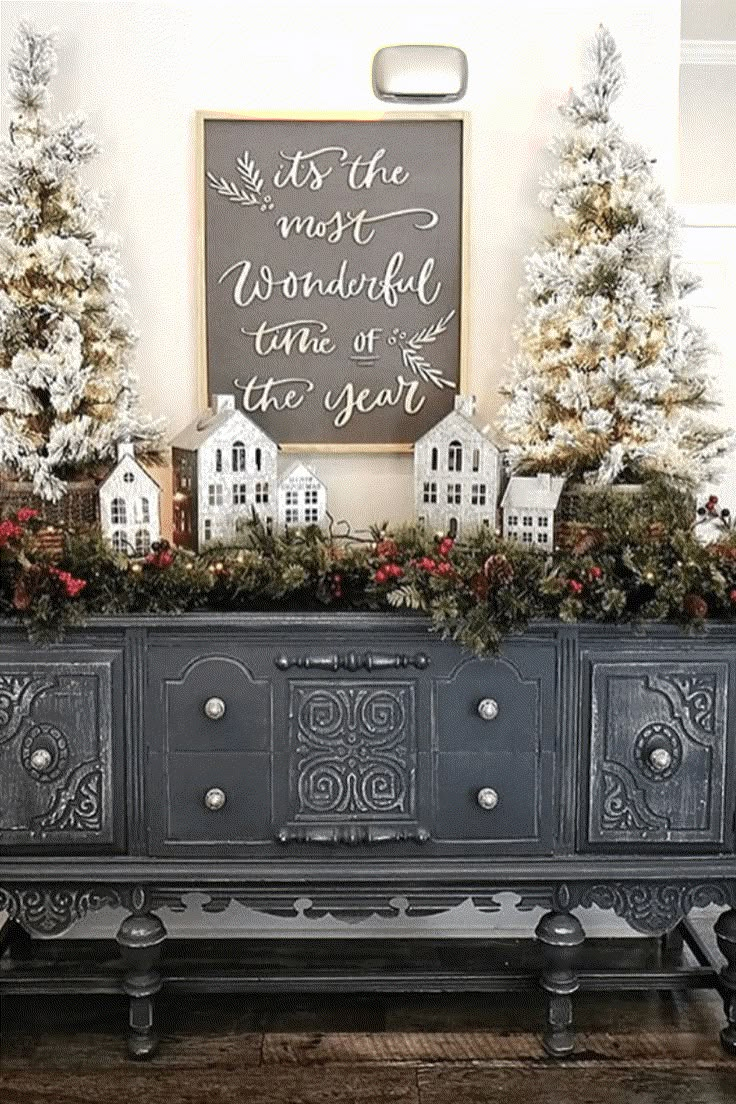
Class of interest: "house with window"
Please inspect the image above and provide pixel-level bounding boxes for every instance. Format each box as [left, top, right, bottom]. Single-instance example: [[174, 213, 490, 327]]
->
[[170, 393, 278, 551], [99, 441, 161, 556], [413, 394, 502, 537], [277, 462, 327, 530], [501, 473, 565, 546]]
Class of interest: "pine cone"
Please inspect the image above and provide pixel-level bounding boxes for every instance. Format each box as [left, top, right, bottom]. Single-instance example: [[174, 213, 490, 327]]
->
[[484, 554, 514, 586], [683, 593, 708, 620], [646, 522, 667, 542], [556, 522, 605, 555]]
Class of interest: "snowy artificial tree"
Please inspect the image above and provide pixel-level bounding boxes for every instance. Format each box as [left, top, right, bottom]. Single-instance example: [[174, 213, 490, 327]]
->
[[0, 24, 164, 517], [499, 26, 733, 490]]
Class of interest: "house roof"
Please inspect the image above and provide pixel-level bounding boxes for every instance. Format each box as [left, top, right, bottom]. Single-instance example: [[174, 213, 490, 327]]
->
[[501, 474, 565, 511], [279, 461, 325, 489], [170, 405, 277, 452], [98, 450, 160, 494], [414, 400, 501, 450]]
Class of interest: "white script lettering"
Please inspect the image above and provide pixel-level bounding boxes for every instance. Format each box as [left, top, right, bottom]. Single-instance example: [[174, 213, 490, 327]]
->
[[241, 319, 335, 357], [324, 374, 425, 428], [274, 207, 438, 247]]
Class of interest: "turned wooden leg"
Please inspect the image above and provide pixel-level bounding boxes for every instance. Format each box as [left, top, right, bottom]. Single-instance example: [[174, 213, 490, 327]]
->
[[715, 909, 736, 1056], [1, 919, 34, 960], [536, 911, 585, 1058], [116, 912, 166, 1059]]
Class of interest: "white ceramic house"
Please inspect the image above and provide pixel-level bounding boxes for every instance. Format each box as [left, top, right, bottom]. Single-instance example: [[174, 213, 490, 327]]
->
[[413, 395, 502, 537], [170, 394, 278, 551], [501, 473, 565, 546], [99, 441, 161, 556], [277, 462, 327, 530]]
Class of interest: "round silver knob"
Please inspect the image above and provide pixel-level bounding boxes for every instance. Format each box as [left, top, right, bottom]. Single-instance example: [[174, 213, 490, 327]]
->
[[649, 747, 672, 772], [477, 787, 499, 810], [30, 747, 53, 772], [203, 787, 227, 811], [204, 696, 226, 721], [477, 698, 499, 722]]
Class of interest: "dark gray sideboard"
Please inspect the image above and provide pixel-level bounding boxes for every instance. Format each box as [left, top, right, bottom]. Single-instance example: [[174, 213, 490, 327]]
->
[[1, 614, 735, 1059]]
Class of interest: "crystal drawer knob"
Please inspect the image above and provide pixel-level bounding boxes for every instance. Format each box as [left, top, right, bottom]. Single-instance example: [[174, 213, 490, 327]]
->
[[30, 748, 53, 772], [477, 787, 499, 810], [649, 747, 672, 772], [203, 787, 227, 811], [477, 698, 499, 722], [204, 696, 226, 720]]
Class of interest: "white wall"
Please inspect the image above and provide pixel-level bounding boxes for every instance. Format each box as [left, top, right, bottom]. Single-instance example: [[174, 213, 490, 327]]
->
[[0, 0, 685, 531]]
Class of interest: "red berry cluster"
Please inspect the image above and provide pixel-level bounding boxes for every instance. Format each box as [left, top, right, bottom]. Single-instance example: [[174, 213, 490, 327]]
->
[[409, 537, 456, 579], [374, 562, 404, 584], [330, 572, 343, 599], [0, 507, 39, 547], [563, 565, 604, 596], [0, 519, 23, 546], [49, 566, 87, 598], [145, 541, 174, 569]]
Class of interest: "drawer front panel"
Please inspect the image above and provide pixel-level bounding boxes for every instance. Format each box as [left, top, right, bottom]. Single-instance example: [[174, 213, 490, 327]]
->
[[157, 752, 272, 844], [150, 650, 272, 753], [434, 752, 542, 841], [0, 654, 121, 850], [435, 652, 545, 757], [146, 635, 557, 856], [584, 659, 731, 849], [433, 644, 557, 852]]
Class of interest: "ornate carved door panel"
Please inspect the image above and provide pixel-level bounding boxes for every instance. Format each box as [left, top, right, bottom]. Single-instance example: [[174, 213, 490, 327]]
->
[[0, 653, 121, 849], [584, 657, 733, 849]]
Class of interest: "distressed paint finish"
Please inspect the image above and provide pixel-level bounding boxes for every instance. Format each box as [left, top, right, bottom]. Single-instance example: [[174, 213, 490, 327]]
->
[[585, 658, 730, 847], [501, 473, 564, 547], [98, 442, 162, 556], [0, 616, 734, 1059], [171, 394, 278, 551], [0, 656, 119, 848], [414, 395, 502, 537], [277, 462, 328, 530]]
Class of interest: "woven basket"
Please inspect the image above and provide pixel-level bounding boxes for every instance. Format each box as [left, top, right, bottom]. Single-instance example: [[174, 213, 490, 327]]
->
[[0, 477, 99, 527], [557, 482, 643, 524]]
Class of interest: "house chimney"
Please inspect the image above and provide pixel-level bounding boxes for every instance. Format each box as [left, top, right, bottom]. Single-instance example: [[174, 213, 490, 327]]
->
[[213, 394, 235, 413], [117, 440, 135, 460], [453, 394, 476, 418], [538, 472, 551, 491]]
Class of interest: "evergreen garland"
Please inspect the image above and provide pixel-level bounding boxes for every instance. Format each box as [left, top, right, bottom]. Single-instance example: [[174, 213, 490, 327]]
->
[[2, 482, 735, 653]]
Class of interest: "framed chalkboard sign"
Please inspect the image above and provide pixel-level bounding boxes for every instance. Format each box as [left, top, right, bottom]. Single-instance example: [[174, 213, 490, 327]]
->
[[197, 112, 468, 451]]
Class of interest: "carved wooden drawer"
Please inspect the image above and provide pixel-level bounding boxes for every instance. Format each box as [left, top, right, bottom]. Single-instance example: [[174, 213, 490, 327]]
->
[[146, 636, 557, 856], [160, 753, 272, 845], [0, 651, 122, 851], [582, 653, 735, 851], [432, 644, 557, 853]]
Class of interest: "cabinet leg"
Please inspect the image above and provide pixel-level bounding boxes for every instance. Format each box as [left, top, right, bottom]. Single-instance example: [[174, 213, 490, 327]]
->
[[536, 911, 585, 1058], [115, 912, 167, 1060], [715, 909, 736, 1057], [1, 918, 34, 960]]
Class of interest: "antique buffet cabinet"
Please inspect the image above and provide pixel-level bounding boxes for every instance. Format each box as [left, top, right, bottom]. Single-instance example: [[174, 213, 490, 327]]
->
[[1, 613, 735, 1059]]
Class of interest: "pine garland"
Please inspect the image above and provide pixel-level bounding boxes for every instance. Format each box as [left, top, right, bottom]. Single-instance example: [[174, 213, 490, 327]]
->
[[2, 484, 735, 652]]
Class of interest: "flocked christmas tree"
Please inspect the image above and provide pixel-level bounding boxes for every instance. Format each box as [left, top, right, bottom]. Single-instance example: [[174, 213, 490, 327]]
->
[[499, 26, 733, 488], [0, 24, 164, 503]]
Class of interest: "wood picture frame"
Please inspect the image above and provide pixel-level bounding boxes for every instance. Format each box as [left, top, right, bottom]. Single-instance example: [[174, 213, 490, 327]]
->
[[196, 111, 470, 452]]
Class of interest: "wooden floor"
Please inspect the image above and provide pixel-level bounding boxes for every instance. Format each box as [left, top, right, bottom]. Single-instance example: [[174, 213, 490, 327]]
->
[[1, 986, 735, 1103]]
